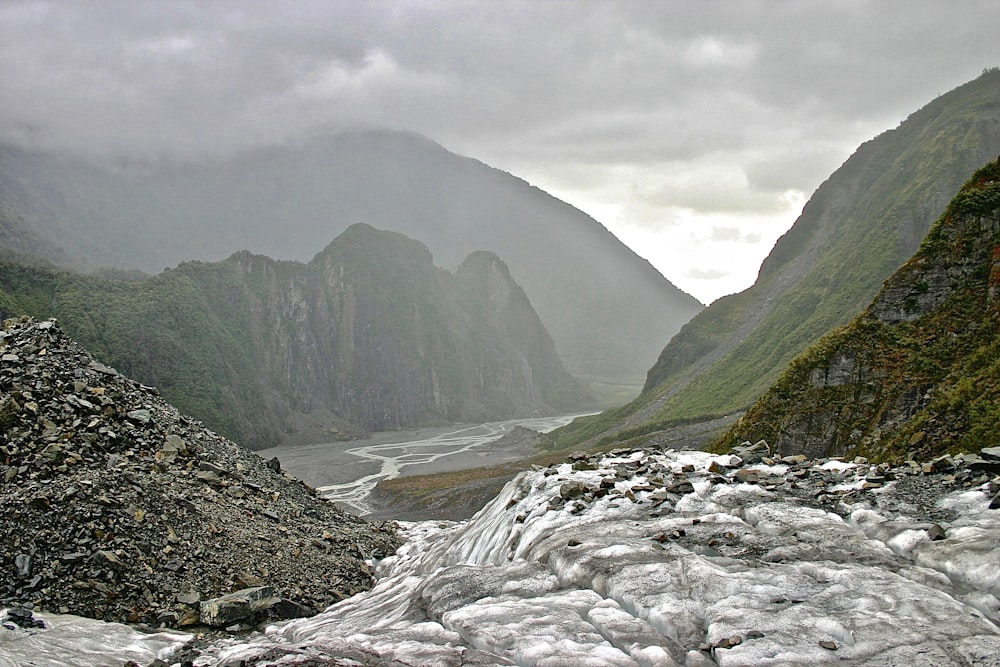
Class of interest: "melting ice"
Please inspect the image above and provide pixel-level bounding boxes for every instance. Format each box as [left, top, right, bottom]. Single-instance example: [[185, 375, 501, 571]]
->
[[5, 448, 1000, 666]]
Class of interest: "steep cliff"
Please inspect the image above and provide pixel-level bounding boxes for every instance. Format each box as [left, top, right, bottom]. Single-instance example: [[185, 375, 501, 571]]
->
[[718, 158, 1000, 461], [0, 224, 590, 448]]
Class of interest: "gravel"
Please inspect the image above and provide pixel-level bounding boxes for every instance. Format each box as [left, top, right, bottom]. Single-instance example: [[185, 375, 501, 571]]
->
[[0, 317, 399, 630]]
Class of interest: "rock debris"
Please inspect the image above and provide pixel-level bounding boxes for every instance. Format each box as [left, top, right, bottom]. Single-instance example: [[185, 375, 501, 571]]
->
[[0, 317, 398, 630]]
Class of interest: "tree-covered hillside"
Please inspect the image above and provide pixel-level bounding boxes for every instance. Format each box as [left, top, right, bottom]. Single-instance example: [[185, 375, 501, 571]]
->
[[0, 131, 703, 384]]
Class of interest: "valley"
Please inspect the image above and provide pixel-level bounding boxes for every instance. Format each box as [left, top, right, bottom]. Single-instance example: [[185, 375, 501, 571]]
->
[[257, 414, 587, 514], [2, 47, 1000, 666]]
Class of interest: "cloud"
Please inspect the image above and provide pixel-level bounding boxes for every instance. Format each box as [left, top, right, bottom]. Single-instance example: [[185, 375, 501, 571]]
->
[[1, 0, 997, 303], [3, 0, 996, 162], [710, 226, 763, 244], [684, 267, 730, 281]]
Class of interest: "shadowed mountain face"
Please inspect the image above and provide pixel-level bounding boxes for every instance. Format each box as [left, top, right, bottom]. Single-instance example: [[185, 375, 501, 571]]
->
[[0, 131, 702, 381], [0, 224, 591, 448], [549, 70, 1000, 451], [719, 159, 1000, 461]]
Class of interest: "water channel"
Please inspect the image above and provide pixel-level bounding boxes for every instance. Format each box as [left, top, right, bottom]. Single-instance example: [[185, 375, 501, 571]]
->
[[259, 414, 585, 514]]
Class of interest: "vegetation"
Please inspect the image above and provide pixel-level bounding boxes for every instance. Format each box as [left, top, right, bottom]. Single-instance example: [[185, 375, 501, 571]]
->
[[550, 68, 1000, 452], [716, 158, 1000, 462], [0, 224, 591, 448]]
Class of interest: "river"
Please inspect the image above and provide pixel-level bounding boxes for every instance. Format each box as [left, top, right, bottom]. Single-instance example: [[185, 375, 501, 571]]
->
[[257, 414, 586, 514]]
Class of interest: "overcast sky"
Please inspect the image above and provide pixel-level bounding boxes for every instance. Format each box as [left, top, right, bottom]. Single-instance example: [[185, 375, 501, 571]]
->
[[2, 1, 999, 303]]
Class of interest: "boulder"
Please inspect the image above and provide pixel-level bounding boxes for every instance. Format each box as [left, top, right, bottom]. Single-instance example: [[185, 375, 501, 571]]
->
[[199, 586, 281, 627]]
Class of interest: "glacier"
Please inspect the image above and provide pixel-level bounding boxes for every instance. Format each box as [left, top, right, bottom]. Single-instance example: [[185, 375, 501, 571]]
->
[[3, 447, 999, 666]]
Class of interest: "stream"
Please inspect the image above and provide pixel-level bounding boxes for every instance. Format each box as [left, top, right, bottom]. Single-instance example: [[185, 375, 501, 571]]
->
[[264, 414, 585, 514]]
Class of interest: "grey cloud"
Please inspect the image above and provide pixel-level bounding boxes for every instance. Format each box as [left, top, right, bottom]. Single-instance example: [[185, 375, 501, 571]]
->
[[684, 267, 730, 280], [1, 0, 998, 200], [641, 167, 797, 216], [744, 148, 848, 194], [710, 227, 763, 244]]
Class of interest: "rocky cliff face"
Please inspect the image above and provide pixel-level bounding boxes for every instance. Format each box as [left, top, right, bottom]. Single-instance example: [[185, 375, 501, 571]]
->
[[718, 159, 1000, 461], [0, 224, 590, 448]]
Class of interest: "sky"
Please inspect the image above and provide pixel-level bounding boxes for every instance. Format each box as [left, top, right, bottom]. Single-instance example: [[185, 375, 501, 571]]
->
[[2, 1, 999, 304]]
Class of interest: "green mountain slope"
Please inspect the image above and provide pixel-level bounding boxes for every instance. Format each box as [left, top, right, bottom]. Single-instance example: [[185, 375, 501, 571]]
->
[[0, 224, 590, 448], [718, 158, 1000, 461], [553, 69, 1000, 449], [0, 131, 703, 383]]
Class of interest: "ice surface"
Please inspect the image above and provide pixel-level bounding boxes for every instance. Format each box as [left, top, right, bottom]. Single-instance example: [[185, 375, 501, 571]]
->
[[7, 448, 1000, 666], [0, 610, 189, 667]]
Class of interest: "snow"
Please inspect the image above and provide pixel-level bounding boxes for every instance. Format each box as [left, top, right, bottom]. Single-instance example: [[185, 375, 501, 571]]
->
[[4, 448, 999, 666]]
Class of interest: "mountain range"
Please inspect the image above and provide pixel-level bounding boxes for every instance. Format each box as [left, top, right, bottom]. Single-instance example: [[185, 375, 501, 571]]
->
[[0, 224, 590, 448], [0, 131, 702, 383]]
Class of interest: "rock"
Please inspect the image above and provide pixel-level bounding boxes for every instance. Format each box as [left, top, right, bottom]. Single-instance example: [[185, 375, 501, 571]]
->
[[2, 607, 45, 629], [931, 456, 955, 472], [560, 482, 590, 500], [707, 461, 726, 475], [927, 524, 947, 541], [14, 553, 32, 578], [732, 440, 770, 463], [199, 586, 281, 627], [989, 490, 1000, 510], [126, 409, 151, 424], [270, 598, 315, 620], [981, 446, 1000, 461], [176, 592, 201, 605], [819, 640, 838, 650], [160, 434, 189, 461], [0, 318, 399, 628]]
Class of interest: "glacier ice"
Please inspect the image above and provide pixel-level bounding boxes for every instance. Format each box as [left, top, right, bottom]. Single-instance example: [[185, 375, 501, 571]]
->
[[4, 448, 999, 666]]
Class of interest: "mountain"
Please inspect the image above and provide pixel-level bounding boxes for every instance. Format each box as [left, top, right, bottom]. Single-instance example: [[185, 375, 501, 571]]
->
[[717, 158, 1000, 461], [0, 203, 74, 268], [0, 224, 590, 448], [0, 131, 703, 383], [551, 69, 1000, 449]]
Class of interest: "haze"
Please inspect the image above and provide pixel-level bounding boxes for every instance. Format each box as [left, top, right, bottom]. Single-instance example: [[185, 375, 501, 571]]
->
[[2, 0, 998, 302]]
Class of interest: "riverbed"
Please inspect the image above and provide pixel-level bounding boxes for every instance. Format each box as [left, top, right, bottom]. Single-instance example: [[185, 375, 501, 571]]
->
[[256, 414, 585, 514]]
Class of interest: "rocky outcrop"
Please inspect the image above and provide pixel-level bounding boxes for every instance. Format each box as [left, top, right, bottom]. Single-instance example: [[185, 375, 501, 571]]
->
[[0, 224, 590, 448], [718, 158, 1000, 461], [0, 317, 399, 628]]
